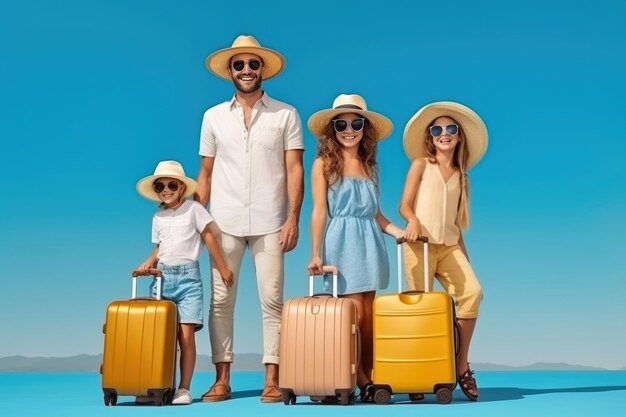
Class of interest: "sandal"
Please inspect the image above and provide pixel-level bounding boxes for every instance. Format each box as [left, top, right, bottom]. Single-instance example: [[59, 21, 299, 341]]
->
[[260, 384, 282, 403], [201, 382, 232, 402], [359, 382, 375, 403], [458, 366, 479, 401]]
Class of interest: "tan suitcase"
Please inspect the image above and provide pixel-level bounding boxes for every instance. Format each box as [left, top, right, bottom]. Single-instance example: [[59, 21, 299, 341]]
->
[[279, 266, 358, 405], [372, 238, 458, 404], [101, 269, 178, 406]]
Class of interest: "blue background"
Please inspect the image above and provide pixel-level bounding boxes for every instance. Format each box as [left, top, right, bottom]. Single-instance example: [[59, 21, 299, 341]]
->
[[2, 371, 626, 416], [1, 0, 625, 370]]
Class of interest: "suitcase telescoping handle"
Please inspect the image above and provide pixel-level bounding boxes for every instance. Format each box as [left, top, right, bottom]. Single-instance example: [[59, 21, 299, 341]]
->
[[309, 265, 338, 298], [396, 236, 429, 293], [131, 268, 163, 300]]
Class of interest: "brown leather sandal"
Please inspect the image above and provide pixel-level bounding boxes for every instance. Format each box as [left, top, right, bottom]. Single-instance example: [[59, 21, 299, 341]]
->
[[458, 366, 479, 401], [260, 384, 282, 403], [201, 382, 232, 402]]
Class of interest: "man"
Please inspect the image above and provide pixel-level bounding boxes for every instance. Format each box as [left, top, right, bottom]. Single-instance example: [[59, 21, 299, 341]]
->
[[195, 35, 304, 403]]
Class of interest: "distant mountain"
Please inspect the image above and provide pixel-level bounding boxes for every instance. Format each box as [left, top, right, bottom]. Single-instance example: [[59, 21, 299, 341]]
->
[[0, 354, 100, 372], [0, 355, 617, 372], [0, 354, 265, 372], [471, 362, 609, 371]]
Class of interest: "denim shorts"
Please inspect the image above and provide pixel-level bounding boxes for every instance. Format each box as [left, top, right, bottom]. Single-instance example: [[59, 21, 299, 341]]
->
[[151, 261, 204, 331]]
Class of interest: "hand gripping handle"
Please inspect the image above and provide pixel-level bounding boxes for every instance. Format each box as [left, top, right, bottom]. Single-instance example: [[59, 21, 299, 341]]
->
[[309, 265, 339, 298], [396, 236, 429, 293]]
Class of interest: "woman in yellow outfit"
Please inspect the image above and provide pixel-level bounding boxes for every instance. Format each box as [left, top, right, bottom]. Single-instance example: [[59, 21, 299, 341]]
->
[[399, 101, 488, 401]]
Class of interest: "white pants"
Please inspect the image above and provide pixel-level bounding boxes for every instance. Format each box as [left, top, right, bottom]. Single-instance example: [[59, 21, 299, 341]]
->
[[209, 230, 284, 364]]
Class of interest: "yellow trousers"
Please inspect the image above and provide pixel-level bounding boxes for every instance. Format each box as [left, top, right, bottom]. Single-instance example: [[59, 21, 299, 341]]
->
[[404, 241, 482, 319]]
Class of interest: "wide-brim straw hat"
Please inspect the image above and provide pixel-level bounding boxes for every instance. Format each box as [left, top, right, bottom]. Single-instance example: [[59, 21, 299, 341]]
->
[[205, 35, 286, 81], [137, 160, 198, 202], [308, 94, 394, 141], [403, 101, 488, 167]]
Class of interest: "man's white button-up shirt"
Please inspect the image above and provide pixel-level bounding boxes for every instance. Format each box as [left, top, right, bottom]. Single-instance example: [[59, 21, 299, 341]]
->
[[199, 93, 304, 236]]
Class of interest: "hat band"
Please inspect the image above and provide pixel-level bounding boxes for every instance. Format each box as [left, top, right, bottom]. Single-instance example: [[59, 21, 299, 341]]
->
[[334, 104, 364, 110]]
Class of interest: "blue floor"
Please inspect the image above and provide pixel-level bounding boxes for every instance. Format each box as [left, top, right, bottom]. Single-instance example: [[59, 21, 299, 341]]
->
[[2, 371, 625, 417]]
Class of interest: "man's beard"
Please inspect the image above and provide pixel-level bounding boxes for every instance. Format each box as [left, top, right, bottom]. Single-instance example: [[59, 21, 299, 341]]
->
[[233, 74, 263, 94]]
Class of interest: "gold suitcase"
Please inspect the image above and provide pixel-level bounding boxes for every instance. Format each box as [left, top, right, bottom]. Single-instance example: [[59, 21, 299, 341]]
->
[[372, 238, 457, 404], [101, 269, 177, 406]]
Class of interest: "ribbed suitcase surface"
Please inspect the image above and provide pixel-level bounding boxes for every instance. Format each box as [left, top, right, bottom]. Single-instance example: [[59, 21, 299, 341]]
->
[[101, 272, 177, 406], [279, 267, 358, 405], [371, 238, 457, 405], [373, 292, 456, 392]]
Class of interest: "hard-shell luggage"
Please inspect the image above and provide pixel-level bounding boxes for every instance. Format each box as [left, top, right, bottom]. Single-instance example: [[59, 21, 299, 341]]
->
[[278, 266, 358, 405], [101, 269, 178, 406], [371, 237, 458, 405]]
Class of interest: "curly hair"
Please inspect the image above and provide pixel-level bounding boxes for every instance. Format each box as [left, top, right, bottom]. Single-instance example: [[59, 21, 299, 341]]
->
[[422, 117, 471, 229], [315, 117, 379, 187]]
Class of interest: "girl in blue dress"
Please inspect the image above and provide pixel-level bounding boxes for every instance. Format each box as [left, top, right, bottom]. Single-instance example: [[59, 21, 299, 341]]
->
[[307, 94, 404, 402]]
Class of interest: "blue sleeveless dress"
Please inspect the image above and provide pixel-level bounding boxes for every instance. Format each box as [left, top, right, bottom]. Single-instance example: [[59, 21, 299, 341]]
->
[[323, 177, 390, 295]]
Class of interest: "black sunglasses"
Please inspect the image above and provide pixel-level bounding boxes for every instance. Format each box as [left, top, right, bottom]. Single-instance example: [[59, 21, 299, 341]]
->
[[231, 59, 262, 72], [152, 180, 180, 193], [332, 118, 366, 133], [429, 124, 459, 137]]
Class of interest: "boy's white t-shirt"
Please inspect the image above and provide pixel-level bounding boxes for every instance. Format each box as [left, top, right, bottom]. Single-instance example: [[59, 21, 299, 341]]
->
[[152, 199, 214, 265]]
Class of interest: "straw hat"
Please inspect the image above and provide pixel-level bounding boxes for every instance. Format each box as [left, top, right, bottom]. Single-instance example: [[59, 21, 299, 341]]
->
[[404, 101, 489, 168], [403, 101, 488, 167], [205, 35, 286, 81], [137, 160, 198, 202], [308, 94, 394, 141]]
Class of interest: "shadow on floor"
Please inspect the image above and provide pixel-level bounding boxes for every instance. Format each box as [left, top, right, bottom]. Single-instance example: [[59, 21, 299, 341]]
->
[[475, 385, 626, 403]]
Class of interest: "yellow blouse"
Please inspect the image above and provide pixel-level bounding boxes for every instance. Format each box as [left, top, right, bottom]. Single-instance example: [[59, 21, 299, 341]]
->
[[413, 160, 461, 245]]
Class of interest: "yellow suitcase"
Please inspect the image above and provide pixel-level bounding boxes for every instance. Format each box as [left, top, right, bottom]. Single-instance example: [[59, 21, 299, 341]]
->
[[372, 238, 457, 404], [101, 269, 178, 406]]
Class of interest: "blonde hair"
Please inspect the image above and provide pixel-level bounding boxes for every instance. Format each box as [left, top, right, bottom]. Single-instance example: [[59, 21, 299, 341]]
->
[[423, 117, 471, 229]]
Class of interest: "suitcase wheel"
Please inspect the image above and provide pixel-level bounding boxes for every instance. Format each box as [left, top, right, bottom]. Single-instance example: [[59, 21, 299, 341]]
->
[[282, 391, 296, 405], [435, 387, 453, 405], [409, 393, 424, 402], [374, 388, 391, 405], [155, 392, 165, 406], [103, 391, 117, 406], [165, 390, 174, 405], [339, 392, 355, 405]]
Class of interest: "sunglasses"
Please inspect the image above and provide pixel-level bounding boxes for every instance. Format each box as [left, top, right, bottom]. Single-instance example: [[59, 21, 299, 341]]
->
[[231, 59, 262, 72], [332, 118, 366, 133], [152, 180, 180, 193], [429, 124, 459, 137]]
